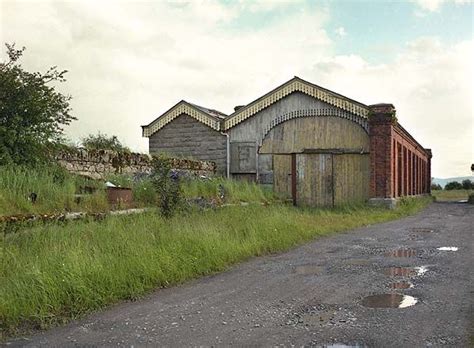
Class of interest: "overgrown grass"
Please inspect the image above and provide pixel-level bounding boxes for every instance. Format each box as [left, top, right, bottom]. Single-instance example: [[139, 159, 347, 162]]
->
[[0, 167, 274, 217], [431, 189, 473, 202], [0, 197, 431, 338], [181, 177, 276, 203], [0, 166, 109, 216]]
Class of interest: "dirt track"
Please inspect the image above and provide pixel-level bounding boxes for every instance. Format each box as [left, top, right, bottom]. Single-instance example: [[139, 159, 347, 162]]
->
[[6, 202, 473, 347]]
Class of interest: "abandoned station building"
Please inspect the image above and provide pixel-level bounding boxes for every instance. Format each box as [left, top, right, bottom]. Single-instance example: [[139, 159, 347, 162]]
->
[[142, 77, 432, 207]]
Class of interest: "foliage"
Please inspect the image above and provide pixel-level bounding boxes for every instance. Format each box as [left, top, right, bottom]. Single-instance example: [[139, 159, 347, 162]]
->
[[461, 179, 473, 190], [444, 181, 463, 190], [430, 183, 442, 191], [0, 43, 76, 165], [80, 132, 130, 153], [0, 197, 431, 337], [0, 165, 108, 216], [150, 155, 183, 217]]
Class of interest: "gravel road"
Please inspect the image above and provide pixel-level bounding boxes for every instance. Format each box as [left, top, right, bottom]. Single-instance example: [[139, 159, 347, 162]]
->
[[6, 202, 473, 347]]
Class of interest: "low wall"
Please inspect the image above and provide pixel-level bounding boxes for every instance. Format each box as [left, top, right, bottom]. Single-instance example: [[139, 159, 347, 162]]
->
[[56, 149, 216, 180]]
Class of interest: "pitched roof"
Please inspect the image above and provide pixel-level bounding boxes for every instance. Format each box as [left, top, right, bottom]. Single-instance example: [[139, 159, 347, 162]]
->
[[142, 76, 370, 137], [223, 76, 370, 130], [142, 100, 227, 137]]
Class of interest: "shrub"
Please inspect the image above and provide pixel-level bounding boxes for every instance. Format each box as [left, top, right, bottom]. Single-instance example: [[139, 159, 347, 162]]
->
[[461, 179, 473, 190], [150, 155, 183, 217], [431, 183, 442, 190], [445, 181, 463, 190]]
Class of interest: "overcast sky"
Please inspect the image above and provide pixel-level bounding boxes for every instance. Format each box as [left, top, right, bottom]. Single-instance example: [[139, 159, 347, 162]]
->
[[1, 0, 472, 178]]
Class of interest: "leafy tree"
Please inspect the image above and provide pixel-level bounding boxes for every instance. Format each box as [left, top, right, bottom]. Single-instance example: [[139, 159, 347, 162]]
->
[[81, 132, 130, 152], [0, 43, 76, 165], [461, 179, 473, 190], [431, 183, 442, 190], [445, 181, 463, 190]]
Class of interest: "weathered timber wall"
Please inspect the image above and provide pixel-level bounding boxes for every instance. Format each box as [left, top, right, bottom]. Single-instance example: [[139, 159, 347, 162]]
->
[[148, 114, 227, 175], [55, 149, 216, 180]]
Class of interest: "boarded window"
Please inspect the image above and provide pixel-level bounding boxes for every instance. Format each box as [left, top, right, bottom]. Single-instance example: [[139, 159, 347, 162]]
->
[[230, 142, 256, 173]]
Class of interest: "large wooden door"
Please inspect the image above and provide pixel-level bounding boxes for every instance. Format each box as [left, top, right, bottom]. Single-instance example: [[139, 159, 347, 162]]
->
[[296, 153, 334, 207], [273, 154, 293, 201], [333, 154, 369, 205]]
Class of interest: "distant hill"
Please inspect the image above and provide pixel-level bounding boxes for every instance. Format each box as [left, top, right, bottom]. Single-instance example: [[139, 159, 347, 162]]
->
[[432, 176, 474, 188]]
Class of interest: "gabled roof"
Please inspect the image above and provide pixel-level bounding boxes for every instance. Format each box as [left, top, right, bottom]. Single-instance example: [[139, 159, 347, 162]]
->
[[142, 100, 227, 137], [223, 76, 370, 130]]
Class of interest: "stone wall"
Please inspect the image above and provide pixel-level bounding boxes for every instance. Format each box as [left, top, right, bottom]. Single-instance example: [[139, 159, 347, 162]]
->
[[56, 148, 216, 180], [148, 114, 227, 175]]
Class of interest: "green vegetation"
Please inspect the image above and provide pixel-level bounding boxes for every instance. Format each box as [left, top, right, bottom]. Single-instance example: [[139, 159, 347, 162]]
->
[[80, 132, 130, 153], [0, 165, 108, 216], [0, 166, 275, 216], [0, 44, 75, 165], [0, 197, 431, 338], [431, 189, 473, 202]]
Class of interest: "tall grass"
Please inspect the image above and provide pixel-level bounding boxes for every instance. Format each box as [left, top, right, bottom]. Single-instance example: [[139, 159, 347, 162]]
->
[[431, 189, 473, 202], [0, 197, 431, 338], [0, 166, 108, 216]]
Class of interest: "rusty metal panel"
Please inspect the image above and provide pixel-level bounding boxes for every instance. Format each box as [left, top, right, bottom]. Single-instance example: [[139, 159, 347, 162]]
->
[[296, 154, 334, 207]]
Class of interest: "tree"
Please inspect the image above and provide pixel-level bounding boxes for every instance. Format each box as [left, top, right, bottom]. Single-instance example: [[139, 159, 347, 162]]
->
[[445, 181, 463, 190], [461, 179, 473, 190], [431, 183, 442, 190], [81, 132, 130, 152], [0, 43, 76, 165]]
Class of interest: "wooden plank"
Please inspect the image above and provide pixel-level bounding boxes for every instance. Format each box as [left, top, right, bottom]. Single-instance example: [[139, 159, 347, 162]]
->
[[333, 154, 370, 205], [296, 154, 334, 207], [273, 155, 292, 200]]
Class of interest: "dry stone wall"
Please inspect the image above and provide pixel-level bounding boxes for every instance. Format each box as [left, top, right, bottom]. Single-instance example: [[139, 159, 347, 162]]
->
[[56, 149, 216, 180]]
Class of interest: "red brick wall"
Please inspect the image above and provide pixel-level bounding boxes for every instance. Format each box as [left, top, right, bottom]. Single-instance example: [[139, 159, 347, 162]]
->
[[369, 104, 431, 199]]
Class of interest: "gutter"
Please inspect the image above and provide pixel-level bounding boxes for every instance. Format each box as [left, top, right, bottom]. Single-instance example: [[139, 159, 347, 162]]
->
[[220, 132, 230, 178]]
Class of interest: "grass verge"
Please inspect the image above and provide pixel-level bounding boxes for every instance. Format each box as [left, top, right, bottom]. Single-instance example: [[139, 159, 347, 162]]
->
[[431, 189, 473, 202], [0, 196, 431, 338]]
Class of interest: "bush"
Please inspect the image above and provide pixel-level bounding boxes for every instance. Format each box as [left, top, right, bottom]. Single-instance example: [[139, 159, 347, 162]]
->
[[431, 183, 442, 190], [81, 133, 129, 153], [445, 181, 463, 190], [150, 155, 183, 217], [461, 179, 473, 190]]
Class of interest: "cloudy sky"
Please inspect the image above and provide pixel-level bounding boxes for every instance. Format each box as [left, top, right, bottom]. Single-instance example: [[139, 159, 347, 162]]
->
[[1, 0, 472, 178]]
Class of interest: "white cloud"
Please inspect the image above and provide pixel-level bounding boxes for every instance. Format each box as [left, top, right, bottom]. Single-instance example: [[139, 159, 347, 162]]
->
[[335, 26, 347, 37], [311, 37, 474, 178], [1, 1, 472, 177], [413, 0, 472, 12]]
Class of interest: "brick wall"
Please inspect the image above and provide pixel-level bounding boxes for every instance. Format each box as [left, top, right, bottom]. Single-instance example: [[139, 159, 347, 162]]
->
[[369, 104, 431, 199], [148, 114, 227, 175]]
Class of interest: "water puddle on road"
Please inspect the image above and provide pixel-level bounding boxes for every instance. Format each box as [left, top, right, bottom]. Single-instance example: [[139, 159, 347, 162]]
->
[[385, 249, 417, 257], [294, 265, 323, 275], [344, 259, 372, 266], [384, 266, 428, 277], [361, 294, 418, 308], [389, 281, 413, 289], [437, 247, 458, 251]]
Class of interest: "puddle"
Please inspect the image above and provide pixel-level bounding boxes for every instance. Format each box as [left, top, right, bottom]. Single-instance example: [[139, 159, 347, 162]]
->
[[386, 249, 417, 257], [437, 247, 458, 251], [384, 266, 428, 277], [361, 294, 418, 308], [411, 228, 434, 233], [389, 281, 413, 289], [294, 265, 323, 275]]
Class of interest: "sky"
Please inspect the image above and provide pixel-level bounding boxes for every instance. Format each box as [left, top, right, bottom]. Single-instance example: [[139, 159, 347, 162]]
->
[[0, 0, 473, 178]]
